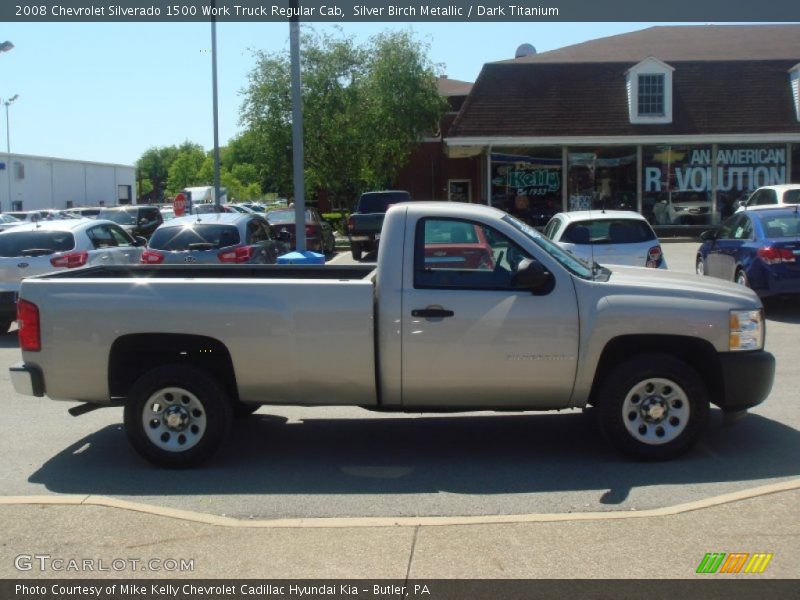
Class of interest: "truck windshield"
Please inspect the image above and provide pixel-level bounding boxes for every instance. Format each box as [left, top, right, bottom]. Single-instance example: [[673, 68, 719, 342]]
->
[[502, 214, 594, 279]]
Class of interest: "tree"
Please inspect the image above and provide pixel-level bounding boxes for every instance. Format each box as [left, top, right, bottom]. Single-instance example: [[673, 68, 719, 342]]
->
[[240, 28, 447, 209], [136, 145, 179, 202], [166, 143, 207, 194]]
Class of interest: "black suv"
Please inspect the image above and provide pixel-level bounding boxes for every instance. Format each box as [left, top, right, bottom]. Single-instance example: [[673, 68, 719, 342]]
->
[[97, 205, 163, 239]]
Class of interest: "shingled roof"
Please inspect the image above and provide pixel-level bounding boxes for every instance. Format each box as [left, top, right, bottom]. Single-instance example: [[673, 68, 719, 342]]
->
[[449, 26, 800, 140]]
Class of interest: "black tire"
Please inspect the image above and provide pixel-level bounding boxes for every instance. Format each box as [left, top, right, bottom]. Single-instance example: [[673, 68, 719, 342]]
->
[[351, 243, 363, 261], [596, 353, 709, 460], [124, 364, 233, 468], [695, 256, 705, 276], [735, 268, 750, 288]]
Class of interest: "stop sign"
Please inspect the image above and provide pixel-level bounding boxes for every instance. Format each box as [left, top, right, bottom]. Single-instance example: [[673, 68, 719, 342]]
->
[[173, 192, 187, 216]]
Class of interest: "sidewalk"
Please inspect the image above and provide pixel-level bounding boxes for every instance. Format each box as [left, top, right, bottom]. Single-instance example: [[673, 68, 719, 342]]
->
[[1, 482, 797, 579]]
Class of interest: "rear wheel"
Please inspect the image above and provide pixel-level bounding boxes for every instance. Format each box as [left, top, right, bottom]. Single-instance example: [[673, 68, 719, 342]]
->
[[695, 256, 705, 276], [351, 243, 363, 261], [124, 364, 233, 468], [735, 269, 749, 288], [597, 353, 709, 460]]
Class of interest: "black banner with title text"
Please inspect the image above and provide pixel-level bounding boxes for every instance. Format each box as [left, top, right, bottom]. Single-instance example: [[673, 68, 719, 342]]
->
[[2, 0, 800, 23]]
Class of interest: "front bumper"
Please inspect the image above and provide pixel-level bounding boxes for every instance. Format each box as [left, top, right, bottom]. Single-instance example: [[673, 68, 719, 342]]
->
[[715, 350, 775, 411], [9, 362, 44, 397]]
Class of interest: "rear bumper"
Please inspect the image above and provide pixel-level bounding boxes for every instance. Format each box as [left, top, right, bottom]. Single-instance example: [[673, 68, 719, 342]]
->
[[715, 350, 775, 411], [9, 362, 45, 397], [757, 273, 800, 298]]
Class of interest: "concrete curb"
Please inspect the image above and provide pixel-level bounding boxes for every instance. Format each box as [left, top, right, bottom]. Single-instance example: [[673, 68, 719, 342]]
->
[[1, 478, 797, 529]]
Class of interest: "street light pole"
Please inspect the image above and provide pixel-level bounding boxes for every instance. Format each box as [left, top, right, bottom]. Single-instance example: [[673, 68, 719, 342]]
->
[[3, 95, 18, 212], [210, 2, 221, 209]]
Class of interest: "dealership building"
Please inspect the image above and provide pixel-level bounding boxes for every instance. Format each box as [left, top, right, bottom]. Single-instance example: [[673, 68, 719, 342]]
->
[[0, 153, 136, 213], [442, 24, 800, 227]]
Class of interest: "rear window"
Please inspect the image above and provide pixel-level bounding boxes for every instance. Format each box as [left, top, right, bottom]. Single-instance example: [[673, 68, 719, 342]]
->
[[757, 214, 800, 238], [562, 219, 656, 245], [98, 209, 137, 225], [358, 191, 410, 213], [266, 209, 316, 224], [0, 231, 76, 257], [425, 220, 479, 244], [148, 224, 240, 250], [782, 190, 800, 205]]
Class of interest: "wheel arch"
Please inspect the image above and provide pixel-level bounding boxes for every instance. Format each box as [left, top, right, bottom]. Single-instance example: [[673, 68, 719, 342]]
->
[[589, 335, 723, 407], [109, 333, 238, 404]]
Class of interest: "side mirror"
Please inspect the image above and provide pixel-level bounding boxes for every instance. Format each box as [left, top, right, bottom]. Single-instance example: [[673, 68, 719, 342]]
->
[[134, 236, 148, 247], [737, 200, 746, 208], [512, 258, 554, 295], [700, 229, 719, 242]]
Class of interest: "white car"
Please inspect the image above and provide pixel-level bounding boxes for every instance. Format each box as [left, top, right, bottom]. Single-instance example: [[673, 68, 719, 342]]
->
[[0, 214, 23, 233], [735, 184, 800, 213], [543, 210, 667, 269], [0, 219, 145, 333]]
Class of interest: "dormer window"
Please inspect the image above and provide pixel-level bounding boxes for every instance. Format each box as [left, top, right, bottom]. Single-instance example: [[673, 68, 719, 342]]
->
[[626, 57, 674, 124], [637, 74, 665, 116]]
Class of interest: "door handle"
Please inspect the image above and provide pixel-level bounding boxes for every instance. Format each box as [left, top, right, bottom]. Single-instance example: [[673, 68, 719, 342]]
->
[[412, 308, 454, 318]]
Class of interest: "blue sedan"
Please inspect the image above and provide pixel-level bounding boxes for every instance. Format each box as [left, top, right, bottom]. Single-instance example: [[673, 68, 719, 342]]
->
[[696, 207, 800, 297]]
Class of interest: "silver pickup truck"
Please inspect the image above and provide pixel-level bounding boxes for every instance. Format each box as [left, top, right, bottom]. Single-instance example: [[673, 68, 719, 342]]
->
[[10, 203, 775, 468]]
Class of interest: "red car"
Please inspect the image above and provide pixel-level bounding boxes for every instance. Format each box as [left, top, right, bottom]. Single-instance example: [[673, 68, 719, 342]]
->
[[265, 208, 336, 255], [423, 221, 495, 270]]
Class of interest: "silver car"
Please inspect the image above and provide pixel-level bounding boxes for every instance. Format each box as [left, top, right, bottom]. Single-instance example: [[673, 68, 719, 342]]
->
[[142, 213, 283, 265], [0, 219, 145, 332], [543, 210, 667, 269]]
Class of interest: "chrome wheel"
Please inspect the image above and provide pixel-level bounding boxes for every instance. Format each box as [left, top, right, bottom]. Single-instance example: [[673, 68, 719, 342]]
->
[[622, 378, 690, 445], [142, 386, 207, 453], [696, 258, 704, 276], [735, 270, 749, 287]]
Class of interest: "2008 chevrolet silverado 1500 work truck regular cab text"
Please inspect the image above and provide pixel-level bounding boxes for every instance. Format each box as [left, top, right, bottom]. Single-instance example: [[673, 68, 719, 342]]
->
[[10, 203, 775, 468]]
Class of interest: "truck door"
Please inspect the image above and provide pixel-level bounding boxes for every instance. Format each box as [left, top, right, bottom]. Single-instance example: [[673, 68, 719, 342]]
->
[[401, 217, 580, 409]]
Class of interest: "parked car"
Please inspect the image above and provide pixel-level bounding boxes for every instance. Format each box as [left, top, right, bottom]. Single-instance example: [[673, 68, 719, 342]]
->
[[141, 213, 284, 265], [652, 194, 712, 225], [223, 204, 255, 214], [6, 209, 72, 222], [735, 184, 800, 213], [0, 219, 145, 333], [192, 203, 233, 214], [159, 207, 176, 221], [65, 207, 102, 219], [266, 207, 336, 255], [97, 205, 163, 239], [0, 214, 23, 233], [696, 206, 800, 297], [422, 219, 495, 269], [544, 210, 666, 269]]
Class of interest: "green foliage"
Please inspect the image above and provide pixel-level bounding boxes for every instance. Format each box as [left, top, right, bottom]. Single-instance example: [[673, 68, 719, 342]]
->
[[240, 27, 447, 210]]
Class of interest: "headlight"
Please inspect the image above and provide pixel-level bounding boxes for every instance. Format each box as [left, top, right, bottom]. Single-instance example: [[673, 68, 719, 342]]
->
[[729, 309, 764, 351], [673, 206, 688, 212]]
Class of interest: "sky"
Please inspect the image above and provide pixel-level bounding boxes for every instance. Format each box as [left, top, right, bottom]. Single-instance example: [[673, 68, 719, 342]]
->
[[0, 21, 736, 166]]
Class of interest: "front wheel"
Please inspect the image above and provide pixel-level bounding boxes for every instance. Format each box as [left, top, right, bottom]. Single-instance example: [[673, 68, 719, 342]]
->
[[735, 269, 750, 288], [597, 353, 709, 460], [124, 364, 233, 468]]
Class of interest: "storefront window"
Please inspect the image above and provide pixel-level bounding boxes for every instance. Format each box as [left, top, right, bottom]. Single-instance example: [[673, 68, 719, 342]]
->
[[490, 147, 561, 226], [642, 145, 712, 225], [716, 144, 787, 219], [643, 144, 788, 225], [567, 147, 636, 213]]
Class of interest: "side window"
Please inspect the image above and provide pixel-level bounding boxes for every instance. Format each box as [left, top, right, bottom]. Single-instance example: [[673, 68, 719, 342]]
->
[[718, 215, 743, 240], [543, 218, 562, 240], [247, 219, 268, 244], [108, 224, 134, 247], [414, 218, 532, 290], [734, 217, 754, 240], [87, 225, 118, 248]]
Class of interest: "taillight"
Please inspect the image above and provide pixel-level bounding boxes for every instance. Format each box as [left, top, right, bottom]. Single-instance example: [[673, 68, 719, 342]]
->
[[305, 225, 316, 237], [49, 251, 88, 269], [646, 245, 663, 268], [757, 247, 795, 265], [347, 216, 354, 232], [141, 249, 164, 264], [17, 299, 40, 352], [218, 245, 254, 263]]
